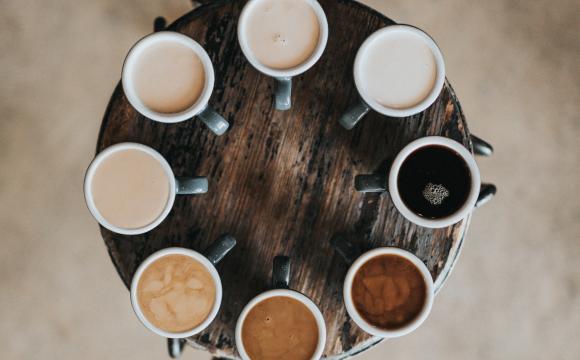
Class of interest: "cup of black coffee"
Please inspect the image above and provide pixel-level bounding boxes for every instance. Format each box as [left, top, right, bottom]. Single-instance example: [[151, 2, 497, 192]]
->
[[355, 136, 481, 228]]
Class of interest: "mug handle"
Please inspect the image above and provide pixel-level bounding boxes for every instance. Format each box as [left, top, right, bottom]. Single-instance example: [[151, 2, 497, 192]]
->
[[471, 134, 497, 208], [330, 235, 361, 265], [354, 174, 387, 193], [176, 177, 208, 195], [472, 135, 494, 157], [197, 105, 230, 136], [275, 77, 292, 111], [339, 100, 370, 130], [204, 234, 237, 265], [272, 256, 290, 289], [167, 338, 185, 359]]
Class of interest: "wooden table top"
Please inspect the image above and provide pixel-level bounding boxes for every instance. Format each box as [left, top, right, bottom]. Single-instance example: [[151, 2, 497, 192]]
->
[[97, 0, 474, 358]]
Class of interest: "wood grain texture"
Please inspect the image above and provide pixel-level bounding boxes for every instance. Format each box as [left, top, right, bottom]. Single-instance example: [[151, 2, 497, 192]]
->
[[97, 0, 473, 358]]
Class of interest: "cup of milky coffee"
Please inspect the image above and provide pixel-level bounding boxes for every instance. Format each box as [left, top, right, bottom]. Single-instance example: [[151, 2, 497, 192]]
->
[[339, 25, 446, 129], [331, 237, 434, 338], [122, 31, 229, 135], [238, 0, 328, 110], [84, 142, 208, 235], [235, 256, 327, 360], [355, 136, 482, 228], [130, 234, 236, 338]]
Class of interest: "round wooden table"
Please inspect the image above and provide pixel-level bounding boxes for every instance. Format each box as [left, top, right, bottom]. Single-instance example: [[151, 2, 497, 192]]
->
[[97, 0, 492, 358]]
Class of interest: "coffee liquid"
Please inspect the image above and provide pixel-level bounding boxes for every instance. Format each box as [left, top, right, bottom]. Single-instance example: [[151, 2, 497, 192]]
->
[[91, 149, 170, 229], [242, 296, 319, 360], [137, 254, 216, 333], [352, 255, 426, 330], [245, 0, 320, 69], [359, 30, 437, 109], [133, 41, 205, 114], [397, 145, 471, 219]]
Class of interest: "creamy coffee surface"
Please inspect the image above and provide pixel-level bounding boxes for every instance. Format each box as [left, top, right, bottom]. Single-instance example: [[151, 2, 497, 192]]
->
[[360, 31, 437, 109], [133, 41, 205, 113], [91, 149, 170, 229], [242, 296, 319, 360], [138, 254, 216, 333], [245, 0, 320, 69]]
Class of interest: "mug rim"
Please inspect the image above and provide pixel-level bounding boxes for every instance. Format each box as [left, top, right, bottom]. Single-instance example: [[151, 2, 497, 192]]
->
[[353, 24, 446, 117], [388, 136, 481, 228], [237, 0, 329, 78], [83, 142, 176, 235], [343, 247, 434, 338], [130, 247, 223, 338], [121, 31, 215, 123], [235, 288, 327, 360]]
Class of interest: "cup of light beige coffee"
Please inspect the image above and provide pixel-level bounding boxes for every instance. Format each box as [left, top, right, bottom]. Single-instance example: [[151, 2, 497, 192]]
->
[[339, 25, 446, 129], [235, 256, 326, 360], [130, 235, 236, 338], [238, 0, 328, 110], [122, 31, 229, 135], [332, 236, 434, 338], [84, 142, 208, 235]]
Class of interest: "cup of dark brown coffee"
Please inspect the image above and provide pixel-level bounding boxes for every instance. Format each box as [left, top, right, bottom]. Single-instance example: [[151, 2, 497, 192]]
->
[[332, 237, 434, 338], [130, 234, 236, 339], [235, 256, 327, 360], [355, 136, 483, 228]]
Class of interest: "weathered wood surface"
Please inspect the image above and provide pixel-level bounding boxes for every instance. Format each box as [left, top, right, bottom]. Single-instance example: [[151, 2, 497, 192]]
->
[[97, 0, 473, 358]]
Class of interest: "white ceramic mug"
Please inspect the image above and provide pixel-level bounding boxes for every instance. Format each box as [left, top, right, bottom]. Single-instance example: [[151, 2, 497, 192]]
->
[[130, 235, 236, 338], [339, 25, 446, 129], [122, 31, 229, 135], [237, 0, 329, 110], [235, 256, 327, 359], [355, 136, 481, 228], [84, 142, 208, 235], [339, 247, 434, 338]]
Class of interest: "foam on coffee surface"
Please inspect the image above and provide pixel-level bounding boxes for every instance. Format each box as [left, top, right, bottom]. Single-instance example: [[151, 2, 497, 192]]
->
[[133, 41, 205, 114], [137, 254, 216, 333], [91, 148, 170, 229], [351, 254, 426, 330], [242, 296, 319, 360], [359, 30, 437, 109], [422, 182, 450, 205], [245, 0, 320, 69]]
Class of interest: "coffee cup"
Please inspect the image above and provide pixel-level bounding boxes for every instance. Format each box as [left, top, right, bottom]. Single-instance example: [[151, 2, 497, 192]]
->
[[238, 0, 328, 110], [355, 136, 487, 228], [84, 142, 208, 235], [339, 25, 446, 129], [130, 234, 236, 339], [235, 256, 327, 360], [122, 31, 229, 135], [331, 236, 434, 338]]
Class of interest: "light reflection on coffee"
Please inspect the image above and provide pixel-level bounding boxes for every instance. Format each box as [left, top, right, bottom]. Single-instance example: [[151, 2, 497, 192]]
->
[[133, 41, 205, 113], [244, 0, 320, 69], [137, 254, 216, 333], [241, 296, 319, 360]]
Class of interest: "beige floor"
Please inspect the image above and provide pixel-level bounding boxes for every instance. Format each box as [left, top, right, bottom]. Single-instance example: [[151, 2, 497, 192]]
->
[[1, 0, 579, 359]]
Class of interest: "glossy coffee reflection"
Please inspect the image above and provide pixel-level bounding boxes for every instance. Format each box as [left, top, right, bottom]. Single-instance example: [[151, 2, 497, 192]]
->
[[137, 254, 216, 333], [241, 296, 319, 360], [352, 254, 427, 330]]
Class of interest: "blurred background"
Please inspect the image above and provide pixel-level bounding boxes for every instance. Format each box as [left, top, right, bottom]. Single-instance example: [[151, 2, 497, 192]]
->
[[1, 0, 578, 359]]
